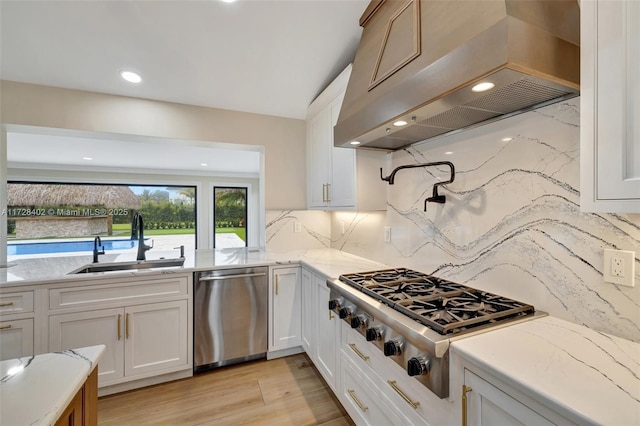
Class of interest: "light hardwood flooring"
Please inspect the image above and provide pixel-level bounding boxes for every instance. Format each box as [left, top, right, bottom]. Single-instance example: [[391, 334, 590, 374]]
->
[[98, 354, 354, 425]]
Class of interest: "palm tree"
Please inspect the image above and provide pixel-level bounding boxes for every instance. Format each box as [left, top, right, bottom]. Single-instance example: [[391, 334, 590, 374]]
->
[[178, 187, 196, 205], [215, 188, 246, 207]]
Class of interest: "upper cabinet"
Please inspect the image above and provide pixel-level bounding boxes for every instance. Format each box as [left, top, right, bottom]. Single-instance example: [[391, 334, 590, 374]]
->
[[306, 65, 387, 210], [581, 0, 640, 212]]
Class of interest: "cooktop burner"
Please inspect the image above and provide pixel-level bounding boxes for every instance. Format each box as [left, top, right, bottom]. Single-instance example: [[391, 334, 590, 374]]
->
[[339, 268, 535, 335]]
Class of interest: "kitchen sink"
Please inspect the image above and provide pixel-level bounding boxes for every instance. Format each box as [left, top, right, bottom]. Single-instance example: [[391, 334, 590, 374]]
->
[[68, 258, 185, 274]]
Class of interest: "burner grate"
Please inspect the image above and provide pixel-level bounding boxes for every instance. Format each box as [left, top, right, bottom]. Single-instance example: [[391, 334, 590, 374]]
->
[[339, 268, 535, 335]]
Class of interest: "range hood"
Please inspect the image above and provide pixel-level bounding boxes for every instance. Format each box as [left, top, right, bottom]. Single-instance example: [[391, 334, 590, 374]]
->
[[334, 0, 580, 150]]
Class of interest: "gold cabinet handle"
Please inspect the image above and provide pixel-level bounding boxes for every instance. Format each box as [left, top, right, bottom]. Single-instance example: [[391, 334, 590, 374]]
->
[[0, 302, 14, 307], [0, 324, 12, 330], [329, 311, 335, 320], [117, 314, 122, 341], [347, 389, 368, 412], [326, 183, 331, 202], [125, 313, 130, 339], [275, 275, 279, 295], [322, 184, 327, 203], [387, 380, 420, 409], [348, 343, 370, 361], [462, 385, 472, 426]]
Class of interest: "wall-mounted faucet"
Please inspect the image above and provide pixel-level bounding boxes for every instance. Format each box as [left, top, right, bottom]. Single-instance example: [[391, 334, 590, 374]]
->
[[131, 212, 153, 261], [93, 236, 105, 263], [381, 161, 455, 211]]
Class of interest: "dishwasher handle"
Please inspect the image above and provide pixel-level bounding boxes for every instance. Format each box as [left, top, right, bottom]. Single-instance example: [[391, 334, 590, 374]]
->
[[198, 272, 267, 282]]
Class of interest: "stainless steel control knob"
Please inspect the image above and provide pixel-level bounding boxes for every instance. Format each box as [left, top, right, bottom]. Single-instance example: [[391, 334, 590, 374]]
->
[[407, 356, 431, 376], [365, 326, 383, 342], [339, 306, 353, 319], [383, 338, 403, 356], [350, 315, 368, 329]]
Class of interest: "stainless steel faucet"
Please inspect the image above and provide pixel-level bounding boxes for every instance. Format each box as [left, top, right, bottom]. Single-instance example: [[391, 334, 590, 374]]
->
[[93, 236, 105, 263], [131, 212, 153, 261]]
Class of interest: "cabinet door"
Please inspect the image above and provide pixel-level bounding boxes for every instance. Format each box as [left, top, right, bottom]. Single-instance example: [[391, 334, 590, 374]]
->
[[464, 369, 555, 426], [49, 308, 124, 384], [308, 108, 332, 208], [270, 267, 302, 350], [581, 0, 640, 211], [0, 318, 34, 360], [314, 274, 339, 390], [124, 300, 188, 378], [329, 91, 356, 208], [300, 268, 314, 357]]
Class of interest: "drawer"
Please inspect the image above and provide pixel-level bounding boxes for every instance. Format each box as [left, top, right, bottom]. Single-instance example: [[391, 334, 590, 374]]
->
[[0, 318, 34, 360], [340, 354, 402, 426], [0, 291, 34, 316], [50, 276, 188, 310], [341, 321, 378, 375]]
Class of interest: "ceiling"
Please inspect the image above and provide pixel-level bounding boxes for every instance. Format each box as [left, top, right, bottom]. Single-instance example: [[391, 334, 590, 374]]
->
[[0, 0, 367, 120], [7, 131, 262, 176]]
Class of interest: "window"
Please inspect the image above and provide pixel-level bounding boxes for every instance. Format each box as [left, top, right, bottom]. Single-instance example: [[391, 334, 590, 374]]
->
[[6, 182, 196, 260], [213, 186, 247, 248]]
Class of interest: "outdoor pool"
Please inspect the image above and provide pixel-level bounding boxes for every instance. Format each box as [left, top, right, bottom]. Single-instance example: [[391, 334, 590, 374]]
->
[[8, 238, 141, 256]]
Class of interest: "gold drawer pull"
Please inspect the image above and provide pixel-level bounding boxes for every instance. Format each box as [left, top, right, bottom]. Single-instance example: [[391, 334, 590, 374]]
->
[[388, 380, 420, 409], [329, 311, 335, 320], [275, 275, 279, 295], [0, 324, 12, 330], [117, 314, 122, 341], [347, 389, 368, 412], [0, 302, 15, 307], [125, 313, 130, 339], [348, 343, 370, 361], [462, 385, 472, 426]]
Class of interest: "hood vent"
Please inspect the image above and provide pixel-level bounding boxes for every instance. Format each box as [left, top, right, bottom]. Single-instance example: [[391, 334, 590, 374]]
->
[[334, 0, 580, 150]]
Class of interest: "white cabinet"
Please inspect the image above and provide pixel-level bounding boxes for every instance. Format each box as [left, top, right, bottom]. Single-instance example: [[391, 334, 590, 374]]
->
[[300, 267, 340, 391], [581, 0, 640, 212], [300, 268, 314, 354], [306, 64, 387, 211], [461, 367, 577, 426], [0, 318, 34, 360], [0, 290, 36, 360], [269, 266, 302, 351], [314, 273, 339, 390], [47, 275, 191, 389]]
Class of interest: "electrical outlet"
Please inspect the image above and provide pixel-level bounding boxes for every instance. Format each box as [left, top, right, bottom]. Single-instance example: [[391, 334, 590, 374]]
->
[[604, 249, 635, 287], [384, 227, 391, 243], [294, 222, 301, 233]]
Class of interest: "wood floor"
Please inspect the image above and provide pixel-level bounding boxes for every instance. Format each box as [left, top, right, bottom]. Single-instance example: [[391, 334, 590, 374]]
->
[[98, 354, 354, 425]]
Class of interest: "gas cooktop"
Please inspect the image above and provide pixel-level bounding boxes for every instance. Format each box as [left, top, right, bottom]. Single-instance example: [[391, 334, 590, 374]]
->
[[339, 268, 535, 336]]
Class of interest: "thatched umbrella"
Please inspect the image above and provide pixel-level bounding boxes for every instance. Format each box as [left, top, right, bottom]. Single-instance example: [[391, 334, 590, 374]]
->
[[8, 184, 141, 237], [8, 184, 141, 209]]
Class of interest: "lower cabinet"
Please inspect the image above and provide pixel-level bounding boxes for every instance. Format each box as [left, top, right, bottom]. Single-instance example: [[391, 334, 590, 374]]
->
[[269, 266, 302, 351], [462, 367, 576, 426], [55, 366, 98, 426], [0, 318, 34, 360], [300, 267, 340, 391], [49, 300, 189, 387]]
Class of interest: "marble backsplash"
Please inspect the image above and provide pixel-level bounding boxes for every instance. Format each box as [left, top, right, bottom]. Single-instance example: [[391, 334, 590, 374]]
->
[[265, 99, 640, 342], [331, 98, 640, 343]]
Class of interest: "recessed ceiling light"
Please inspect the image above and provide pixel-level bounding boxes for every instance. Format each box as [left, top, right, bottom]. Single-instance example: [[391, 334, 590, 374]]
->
[[393, 120, 408, 127], [121, 71, 142, 84], [471, 82, 495, 92], [350, 141, 361, 146], [444, 151, 454, 155], [82, 157, 93, 161], [220, 0, 237, 3], [201, 163, 208, 167], [501, 137, 513, 142]]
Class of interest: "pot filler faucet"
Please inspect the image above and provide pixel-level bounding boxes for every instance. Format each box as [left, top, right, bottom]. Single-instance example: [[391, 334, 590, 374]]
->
[[131, 212, 153, 261]]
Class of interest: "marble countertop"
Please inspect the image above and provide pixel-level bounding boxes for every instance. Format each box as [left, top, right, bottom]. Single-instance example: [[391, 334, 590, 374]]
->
[[0, 248, 389, 287], [452, 316, 640, 426], [0, 345, 105, 426]]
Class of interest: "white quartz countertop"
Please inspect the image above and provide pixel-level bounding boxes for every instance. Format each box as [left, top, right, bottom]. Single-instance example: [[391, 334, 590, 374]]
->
[[0, 248, 389, 287], [452, 316, 640, 426], [0, 345, 105, 426]]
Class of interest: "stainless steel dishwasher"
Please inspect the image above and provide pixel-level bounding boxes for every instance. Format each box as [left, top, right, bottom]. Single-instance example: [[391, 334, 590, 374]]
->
[[194, 266, 268, 372]]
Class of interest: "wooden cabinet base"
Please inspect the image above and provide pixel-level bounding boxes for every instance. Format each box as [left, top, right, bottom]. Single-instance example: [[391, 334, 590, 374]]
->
[[55, 367, 98, 426]]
